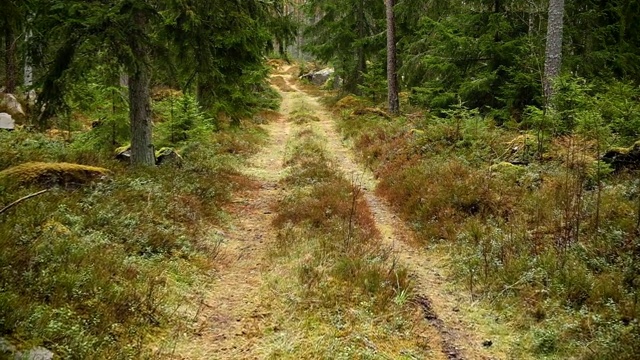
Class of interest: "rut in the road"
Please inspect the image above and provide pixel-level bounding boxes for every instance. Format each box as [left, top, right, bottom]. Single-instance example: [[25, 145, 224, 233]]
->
[[168, 108, 291, 359], [169, 65, 516, 360], [280, 70, 515, 360]]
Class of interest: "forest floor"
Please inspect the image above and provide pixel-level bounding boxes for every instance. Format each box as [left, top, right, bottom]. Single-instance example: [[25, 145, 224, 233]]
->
[[169, 65, 522, 359]]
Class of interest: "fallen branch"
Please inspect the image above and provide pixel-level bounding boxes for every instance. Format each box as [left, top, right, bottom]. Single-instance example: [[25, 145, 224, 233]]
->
[[0, 189, 50, 215]]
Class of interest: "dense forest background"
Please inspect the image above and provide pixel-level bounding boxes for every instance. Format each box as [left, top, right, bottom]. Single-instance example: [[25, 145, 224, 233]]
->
[[1, 0, 640, 359]]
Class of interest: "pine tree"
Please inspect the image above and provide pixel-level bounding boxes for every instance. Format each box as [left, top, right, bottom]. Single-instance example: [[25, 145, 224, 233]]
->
[[386, 0, 399, 114], [543, 0, 566, 102], [126, 5, 155, 166]]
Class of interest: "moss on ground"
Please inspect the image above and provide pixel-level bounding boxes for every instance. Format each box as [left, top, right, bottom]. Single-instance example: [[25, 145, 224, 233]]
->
[[0, 162, 110, 188]]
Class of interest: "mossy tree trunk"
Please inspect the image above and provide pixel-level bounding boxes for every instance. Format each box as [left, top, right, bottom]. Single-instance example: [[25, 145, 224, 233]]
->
[[386, 0, 399, 115], [128, 10, 155, 167]]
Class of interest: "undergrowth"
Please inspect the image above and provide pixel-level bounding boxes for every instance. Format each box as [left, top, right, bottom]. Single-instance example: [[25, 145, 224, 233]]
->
[[334, 94, 640, 359], [263, 126, 432, 358], [0, 92, 267, 358]]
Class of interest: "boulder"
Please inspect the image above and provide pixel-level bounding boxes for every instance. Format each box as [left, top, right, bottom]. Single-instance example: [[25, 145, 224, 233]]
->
[[490, 161, 541, 188], [0, 338, 53, 360], [0, 113, 15, 130], [0, 93, 26, 120], [311, 68, 334, 86], [334, 95, 369, 110], [352, 107, 391, 120], [16, 347, 54, 360], [0, 337, 16, 355], [300, 68, 335, 86], [0, 162, 111, 188], [602, 141, 640, 170], [115, 145, 131, 162], [490, 162, 527, 178], [503, 134, 538, 165], [155, 147, 183, 166]]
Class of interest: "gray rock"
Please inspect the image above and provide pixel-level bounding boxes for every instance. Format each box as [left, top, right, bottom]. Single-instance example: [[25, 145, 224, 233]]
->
[[115, 145, 132, 162], [0, 337, 17, 354], [311, 68, 334, 86], [155, 147, 183, 166], [0, 338, 53, 360], [300, 68, 335, 86], [603, 141, 640, 171], [0, 94, 25, 120], [0, 113, 15, 130], [15, 347, 54, 360]]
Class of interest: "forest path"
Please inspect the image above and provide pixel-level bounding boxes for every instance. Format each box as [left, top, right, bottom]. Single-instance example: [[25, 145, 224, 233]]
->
[[169, 65, 517, 359], [168, 89, 292, 359], [275, 66, 517, 360]]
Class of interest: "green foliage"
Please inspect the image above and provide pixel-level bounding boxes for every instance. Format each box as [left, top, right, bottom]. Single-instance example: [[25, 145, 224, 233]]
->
[[336, 94, 640, 359], [153, 94, 214, 147], [357, 63, 387, 104], [68, 77, 131, 155], [398, 2, 542, 120], [595, 81, 640, 142], [29, 0, 283, 127], [302, 0, 385, 93], [0, 98, 265, 357]]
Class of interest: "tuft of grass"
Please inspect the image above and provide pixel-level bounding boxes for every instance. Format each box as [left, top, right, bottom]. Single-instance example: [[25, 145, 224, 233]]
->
[[270, 76, 295, 92], [289, 110, 321, 125]]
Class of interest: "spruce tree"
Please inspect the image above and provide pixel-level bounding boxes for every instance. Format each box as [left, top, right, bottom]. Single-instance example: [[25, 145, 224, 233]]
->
[[386, 0, 399, 114], [543, 0, 566, 102]]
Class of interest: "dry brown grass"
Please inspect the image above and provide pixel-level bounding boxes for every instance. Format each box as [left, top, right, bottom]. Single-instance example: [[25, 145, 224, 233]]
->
[[255, 109, 282, 123], [270, 76, 295, 92]]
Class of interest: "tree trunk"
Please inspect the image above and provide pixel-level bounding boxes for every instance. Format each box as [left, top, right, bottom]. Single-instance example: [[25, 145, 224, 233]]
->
[[543, 0, 566, 102], [355, 0, 367, 94], [128, 11, 155, 167], [386, 0, 399, 114], [4, 25, 17, 93], [24, 29, 33, 89]]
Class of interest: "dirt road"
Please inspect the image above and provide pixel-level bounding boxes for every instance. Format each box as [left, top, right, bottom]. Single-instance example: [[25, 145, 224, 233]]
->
[[170, 65, 518, 359]]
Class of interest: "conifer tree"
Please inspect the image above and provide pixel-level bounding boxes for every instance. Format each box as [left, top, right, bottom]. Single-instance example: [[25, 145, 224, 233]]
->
[[302, 0, 384, 93], [0, 0, 24, 93], [543, 0, 566, 102], [386, 0, 399, 114]]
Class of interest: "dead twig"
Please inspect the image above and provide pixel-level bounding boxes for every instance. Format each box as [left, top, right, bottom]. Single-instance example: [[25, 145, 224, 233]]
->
[[0, 189, 50, 215]]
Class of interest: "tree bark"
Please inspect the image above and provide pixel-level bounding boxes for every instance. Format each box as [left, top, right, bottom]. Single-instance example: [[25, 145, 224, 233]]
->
[[386, 0, 399, 114], [543, 0, 566, 102], [4, 25, 17, 93], [24, 28, 33, 89], [355, 0, 367, 93], [128, 11, 155, 167]]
